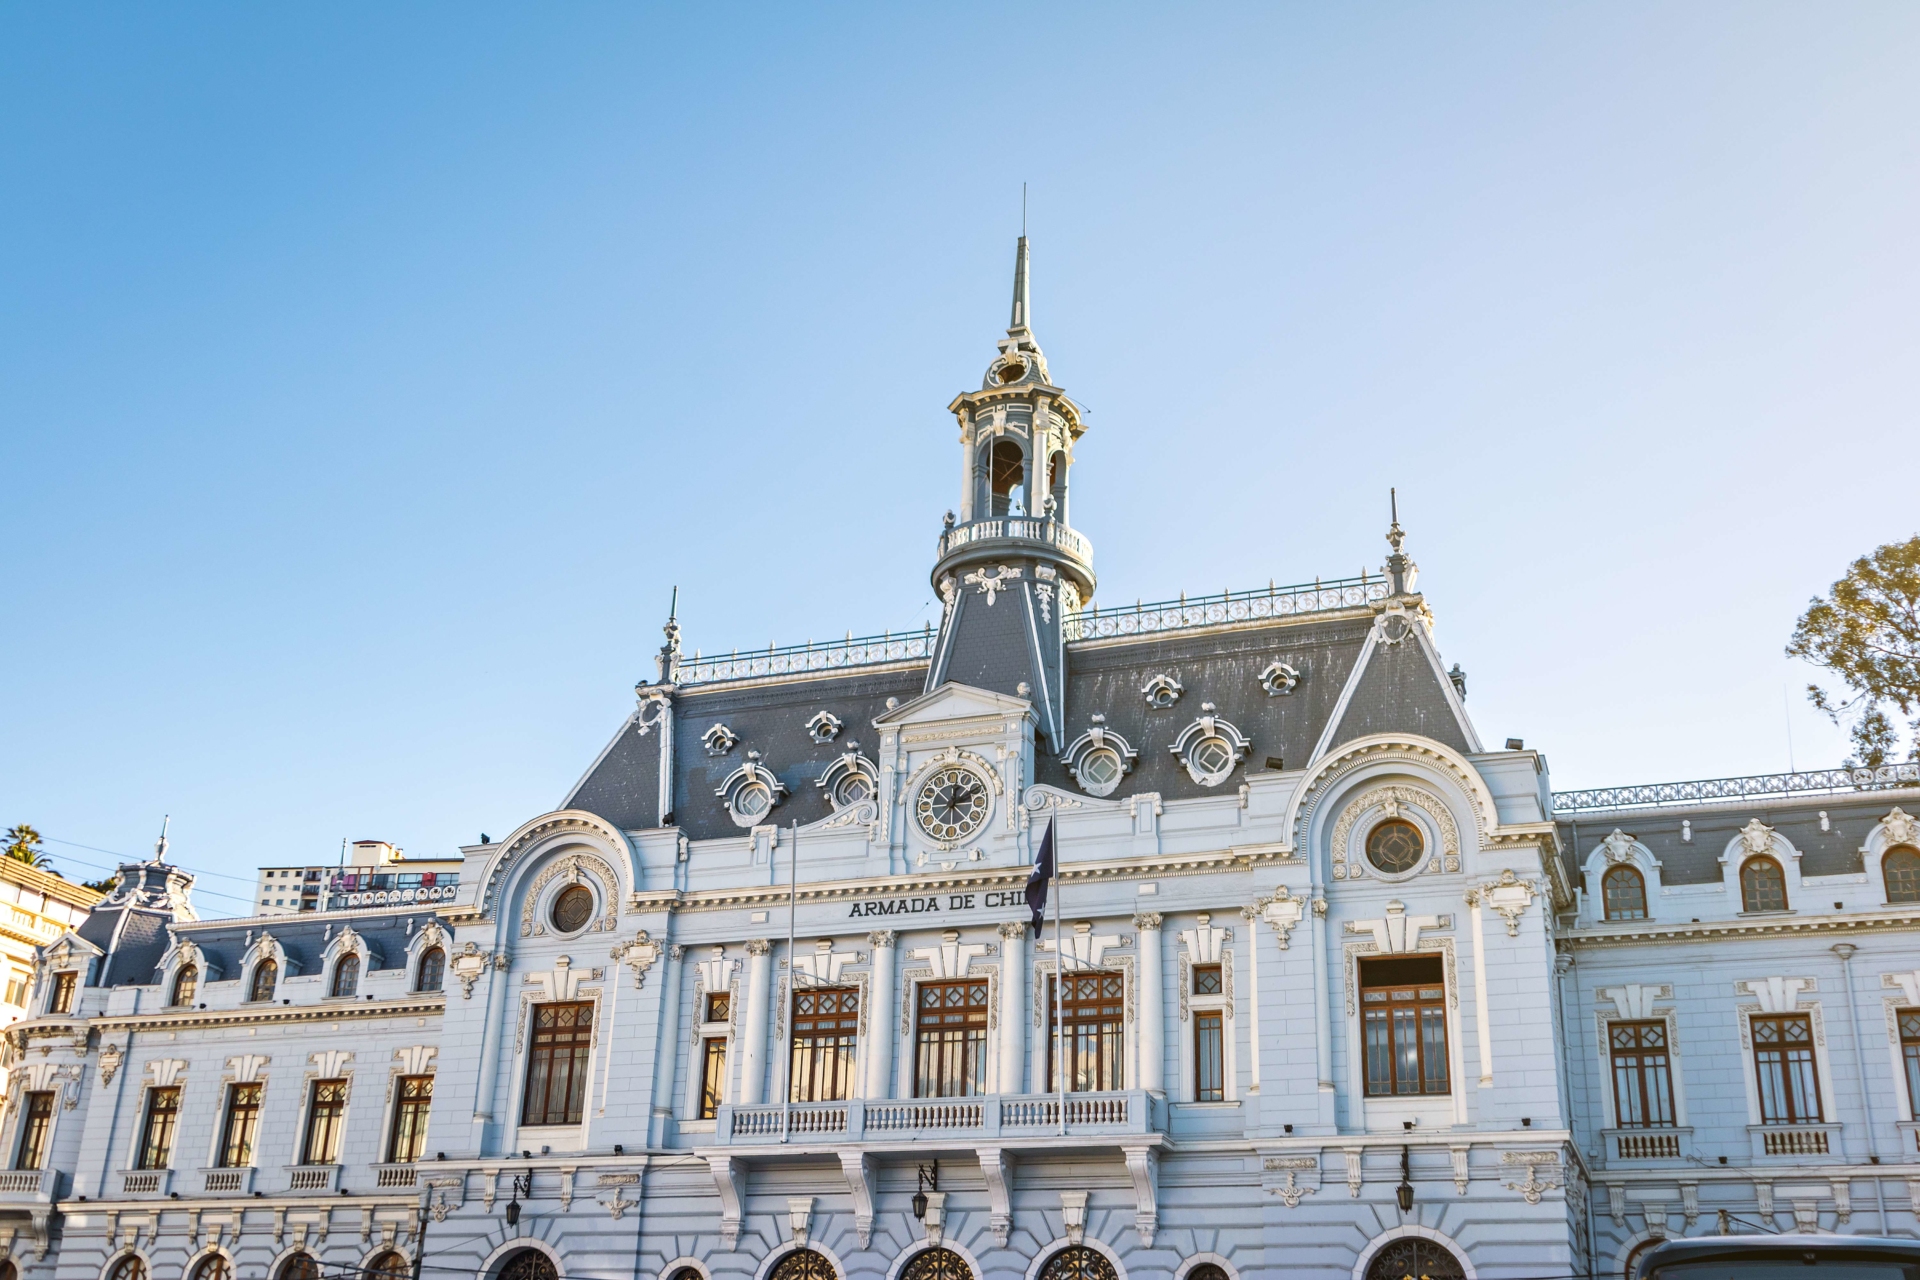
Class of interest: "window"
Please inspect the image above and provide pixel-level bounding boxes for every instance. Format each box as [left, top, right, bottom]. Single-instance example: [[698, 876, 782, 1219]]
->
[[365, 1253, 409, 1280], [48, 971, 76, 1014], [698, 1036, 728, 1119], [107, 1259, 148, 1280], [171, 965, 199, 1007], [1887, 846, 1920, 904], [302, 1079, 348, 1165], [550, 885, 594, 933], [1753, 1014, 1822, 1123], [1048, 971, 1124, 1093], [3, 975, 25, 1007], [830, 770, 873, 808], [277, 1255, 322, 1280], [330, 954, 360, 998], [1366, 820, 1425, 874], [13, 1092, 53, 1170], [1187, 1269, 1227, 1280], [136, 1086, 182, 1169], [987, 440, 1024, 517], [218, 1083, 263, 1167], [1902, 1011, 1920, 1117], [769, 1251, 836, 1280], [191, 1255, 232, 1280], [1609, 1021, 1675, 1128], [387, 1075, 432, 1163], [249, 959, 278, 1003], [416, 947, 445, 993], [900, 1248, 974, 1280], [1075, 747, 1123, 797], [1037, 1248, 1118, 1280], [1195, 1009, 1224, 1102], [705, 991, 731, 1023], [915, 980, 989, 1098], [1364, 1240, 1465, 1280], [789, 987, 860, 1102], [522, 1002, 593, 1126], [1741, 856, 1788, 913], [1193, 964, 1222, 995], [499, 1251, 559, 1280], [1602, 865, 1648, 921], [1360, 955, 1449, 1096]]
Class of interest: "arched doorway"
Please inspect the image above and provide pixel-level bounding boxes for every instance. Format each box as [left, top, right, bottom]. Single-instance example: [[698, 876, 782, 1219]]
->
[[1037, 1248, 1118, 1280], [1364, 1238, 1466, 1280], [769, 1251, 836, 1280], [900, 1249, 973, 1280], [497, 1250, 559, 1280]]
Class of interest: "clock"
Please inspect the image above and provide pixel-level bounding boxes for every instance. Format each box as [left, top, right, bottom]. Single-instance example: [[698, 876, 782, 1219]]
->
[[915, 765, 991, 844]]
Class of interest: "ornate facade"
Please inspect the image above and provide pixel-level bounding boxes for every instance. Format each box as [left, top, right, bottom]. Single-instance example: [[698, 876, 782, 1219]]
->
[[8, 241, 1920, 1280]]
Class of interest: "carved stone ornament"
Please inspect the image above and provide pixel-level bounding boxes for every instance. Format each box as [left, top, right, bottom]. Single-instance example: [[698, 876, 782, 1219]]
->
[[1740, 818, 1777, 858], [611, 933, 661, 989], [715, 752, 789, 828], [1601, 829, 1638, 864], [1141, 673, 1183, 709], [1883, 808, 1920, 848], [98, 1044, 124, 1086], [702, 723, 739, 757], [1503, 1163, 1562, 1205], [1168, 703, 1252, 786], [1270, 1169, 1318, 1207], [1329, 783, 1461, 880], [450, 942, 493, 999], [519, 852, 620, 939], [805, 711, 843, 744], [963, 564, 1021, 605], [1061, 714, 1139, 798], [1258, 659, 1301, 696]]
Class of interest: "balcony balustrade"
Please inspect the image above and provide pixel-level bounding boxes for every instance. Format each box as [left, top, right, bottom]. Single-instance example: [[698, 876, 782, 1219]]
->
[[712, 1090, 1158, 1146]]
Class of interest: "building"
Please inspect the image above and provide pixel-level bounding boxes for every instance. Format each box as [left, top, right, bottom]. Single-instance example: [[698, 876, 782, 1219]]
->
[[0, 864, 100, 1031], [7, 240, 1920, 1280], [253, 841, 463, 917]]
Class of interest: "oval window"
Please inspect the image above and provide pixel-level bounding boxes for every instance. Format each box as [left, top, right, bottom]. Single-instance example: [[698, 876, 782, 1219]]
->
[[1366, 819, 1425, 874], [1078, 747, 1122, 795], [831, 772, 872, 808], [734, 783, 771, 819], [1189, 736, 1235, 782], [551, 884, 595, 934]]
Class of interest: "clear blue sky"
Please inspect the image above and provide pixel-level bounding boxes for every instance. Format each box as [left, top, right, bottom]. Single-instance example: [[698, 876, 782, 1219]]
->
[[4, 5, 1915, 915]]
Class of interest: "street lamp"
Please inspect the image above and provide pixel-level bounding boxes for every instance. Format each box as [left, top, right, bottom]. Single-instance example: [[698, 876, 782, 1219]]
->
[[505, 1172, 533, 1227], [911, 1163, 938, 1222], [1396, 1146, 1414, 1213]]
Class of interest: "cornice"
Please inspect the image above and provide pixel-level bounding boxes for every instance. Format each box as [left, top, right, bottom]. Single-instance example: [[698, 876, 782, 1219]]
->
[[1564, 907, 1920, 948], [62, 993, 447, 1035]]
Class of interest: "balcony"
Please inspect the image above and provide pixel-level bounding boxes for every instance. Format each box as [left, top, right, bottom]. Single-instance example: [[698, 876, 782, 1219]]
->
[[118, 1169, 172, 1196], [1750, 1123, 1842, 1159], [286, 1164, 342, 1193], [373, 1163, 417, 1188], [711, 1091, 1160, 1147], [200, 1167, 255, 1194], [937, 515, 1094, 568], [0, 1169, 53, 1198], [1602, 1127, 1692, 1163]]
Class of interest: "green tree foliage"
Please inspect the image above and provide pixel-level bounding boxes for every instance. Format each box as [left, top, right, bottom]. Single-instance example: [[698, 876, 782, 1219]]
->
[[4, 824, 54, 870], [81, 876, 118, 895], [1788, 535, 1920, 768]]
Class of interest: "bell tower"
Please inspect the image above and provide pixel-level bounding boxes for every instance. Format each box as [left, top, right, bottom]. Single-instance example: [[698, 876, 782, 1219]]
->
[[924, 236, 1094, 751]]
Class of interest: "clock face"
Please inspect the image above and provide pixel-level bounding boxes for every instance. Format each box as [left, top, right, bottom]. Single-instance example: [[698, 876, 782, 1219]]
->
[[916, 766, 991, 844]]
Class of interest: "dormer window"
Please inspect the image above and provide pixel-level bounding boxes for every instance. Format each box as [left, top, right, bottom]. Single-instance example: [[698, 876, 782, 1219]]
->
[[1168, 705, 1250, 787], [170, 964, 199, 1008], [717, 753, 788, 828], [330, 954, 360, 999], [416, 946, 445, 993], [1063, 716, 1138, 798], [1602, 865, 1648, 921], [48, 971, 76, 1014], [249, 959, 278, 1003], [1741, 856, 1788, 913]]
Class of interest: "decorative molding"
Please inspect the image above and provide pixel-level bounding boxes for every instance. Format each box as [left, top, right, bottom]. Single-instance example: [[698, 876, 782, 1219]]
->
[[520, 852, 621, 939], [1141, 673, 1183, 709], [1061, 715, 1139, 798], [963, 564, 1021, 605], [1258, 660, 1301, 697], [1344, 901, 1450, 954], [1331, 783, 1461, 881], [702, 723, 739, 756], [806, 711, 843, 744], [1168, 704, 1252, 786]]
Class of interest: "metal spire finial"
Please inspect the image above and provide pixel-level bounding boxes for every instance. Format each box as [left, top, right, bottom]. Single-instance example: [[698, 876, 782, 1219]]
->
[[1386, 487, 1405, 555], [657, 586, 683, 683], [153, 814, 171, 862], [1009, 230, 1031, 336]]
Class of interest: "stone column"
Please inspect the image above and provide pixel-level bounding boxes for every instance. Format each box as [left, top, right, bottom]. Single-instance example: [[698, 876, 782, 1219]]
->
[[998, 922, 1027, 1094], [1133, 913, 1164, 1094], [739, 939, 772, 1106], [472, 948, 511, 1129], [865, 930, 897, 1099], [1240, 905, 1261, 1096], [649, 944, 685, 1147], [1310, 897, 1333, 1093]]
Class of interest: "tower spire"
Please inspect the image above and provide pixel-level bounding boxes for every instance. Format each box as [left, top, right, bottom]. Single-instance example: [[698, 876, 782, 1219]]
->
[[1008, 233, 1032, 338]]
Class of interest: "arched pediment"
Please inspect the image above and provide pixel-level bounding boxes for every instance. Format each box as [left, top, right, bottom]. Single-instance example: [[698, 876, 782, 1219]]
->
[[477, 810, 633, 923]]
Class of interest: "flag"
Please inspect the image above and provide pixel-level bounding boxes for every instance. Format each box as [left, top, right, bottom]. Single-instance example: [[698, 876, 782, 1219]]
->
[[1026, 818, 1055, 931]]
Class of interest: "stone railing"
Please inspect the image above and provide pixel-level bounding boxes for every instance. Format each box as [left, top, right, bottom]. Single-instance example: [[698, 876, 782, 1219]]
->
[[715, 1090, 1156, 1144], [675, 627, 935, 687], [937, 516, 1094, 566], [1065, 575, 1388, 642], [1554, 763, 1920, 813]]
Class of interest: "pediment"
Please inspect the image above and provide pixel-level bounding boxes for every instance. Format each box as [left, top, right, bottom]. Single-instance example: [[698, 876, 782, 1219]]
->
[[873, 681, 1033, 730], [44, 931, 105, 966]]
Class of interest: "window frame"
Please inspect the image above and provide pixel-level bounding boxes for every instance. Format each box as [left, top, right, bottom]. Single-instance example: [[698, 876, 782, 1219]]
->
[[698, 1036, 728, 1120], [789, 985, 861, 1103], [170, 965, 199, 1008], [520, 1001, 594, 1128], [301, 1078, 349, 1166], [13, 1091, 54, 1170], [329, 954, 360, 999], [386, 1074, 433, 1164], [415, 947, 445, 994], [1359, 955, 1450, 1098], [1607, 1020, 1676, 1129], [1900, 1008, 1920, 1119], [1601, 865, 1649, 921], [1751, 1012, 1823, 1124], [136, 1085, 183, 1170], [48, 971, 77, 1015], [1740, 855, 1789, 914], [248, 959, 278, 1003], [217, 1082, 264, 1168], [914, 978, 990, 1099], [1047, 969, 1125, 1094], [1885, 846, 1920, 905]]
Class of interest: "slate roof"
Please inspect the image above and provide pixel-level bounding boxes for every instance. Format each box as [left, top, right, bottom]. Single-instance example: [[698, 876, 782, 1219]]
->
[[1554, 793, 1915, 887], [173, 911, 433, 978]]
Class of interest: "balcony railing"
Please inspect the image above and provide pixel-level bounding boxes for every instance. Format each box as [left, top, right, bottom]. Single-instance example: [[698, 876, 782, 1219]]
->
[[119, 1169, 171, 1196], [1554, 763, 1920, 814], [374, 1163, 418, 1188], [1751, 1123, 1837, 1157], [675, 627, 936, 688], [937, 516, 1094, 565], [1064, 575, 1388, 642], [201, 1167, 254, 1194], [287, 1164, 341, 1192], [713, 1090, 1158, 1145], [0, 1170, 51, 1196]]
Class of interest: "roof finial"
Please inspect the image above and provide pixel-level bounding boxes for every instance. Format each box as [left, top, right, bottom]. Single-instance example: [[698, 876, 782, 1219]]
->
[[1387, 487, 1404, 555], [152, 814, 170, 862], [1385, 488, 1418, 595], [1009, 213, 1031, 337], [657, 586, 683, 683]]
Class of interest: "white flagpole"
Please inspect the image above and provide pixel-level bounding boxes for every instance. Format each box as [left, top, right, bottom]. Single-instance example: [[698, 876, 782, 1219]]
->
[[780, 819, 797, 1143], [1054, 819, 1065, 1136]]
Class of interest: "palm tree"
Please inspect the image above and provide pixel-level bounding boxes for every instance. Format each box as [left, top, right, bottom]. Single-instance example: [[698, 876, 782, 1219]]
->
[[4, 825, 54, 870]]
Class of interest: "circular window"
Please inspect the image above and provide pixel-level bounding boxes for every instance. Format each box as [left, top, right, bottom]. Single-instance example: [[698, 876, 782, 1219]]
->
[[1078, 747, 1123, 795], [1190, 735, 1235, 782], [831, 772, 873, 808], [916, 766, 991, 844], [551, 884, 595, 934], [734, 782, 772, 820], [1366, 819, 1426, 874]]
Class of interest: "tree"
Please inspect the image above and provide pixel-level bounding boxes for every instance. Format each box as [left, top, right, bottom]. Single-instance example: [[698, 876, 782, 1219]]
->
[[81, 875, 118, 895], [1788, 535, 1920, 768], [4, 824, 54, 870]]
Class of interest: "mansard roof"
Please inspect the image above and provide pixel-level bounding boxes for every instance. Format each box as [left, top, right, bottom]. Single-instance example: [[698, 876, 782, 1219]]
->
[[169, 909, 435, 980]]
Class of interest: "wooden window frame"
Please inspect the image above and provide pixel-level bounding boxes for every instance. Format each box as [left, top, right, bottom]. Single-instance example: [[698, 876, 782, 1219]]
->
[[48, 972, 76, 1015], [1601, 865, 1648, 921], [13, 1092, 53, 1170], [1741, 856, 1789, 913], [1608, 1020, 1676, 1128], [218, 1082, 263, 1167], [789, 986, 861, 1103], [386, 1075, 432, 1164], [1047, 970, 1125, 1094], [915, 979, 990, 1099], [1752, 1013, 1823, 1124], [301, 1078, 348, 1165], [1360, 955, 1450, 1097], [136, 1086, 182, 1170], [698, 1036, 728, 1120], [521, 1001, 594, 1127]]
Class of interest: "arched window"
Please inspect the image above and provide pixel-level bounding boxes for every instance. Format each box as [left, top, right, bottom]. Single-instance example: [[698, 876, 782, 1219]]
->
[[1047, 450, 1069, 521], [497, 1251, 559, 1280], [901, 1249, 973, 1280], [988, 440, 1024, 517], [330, 953, 360, 998], [1187, 1267, 1229, 1280], [107, 1257, 148, 1280], [276, 1254, 321, 1280], [1364, 1238, 1466, 1280], [668, 1270, 703, 1280], [416, 946, 445, 993], [171, 964, 199, 1007], [768, 1252, 835, 1280], [1741, 856, 1788, 913], [1602, 865, 1648, 921], [1037, 1248, 1117, 1280], [190, 1255, 231, 1280], [0, 1261, 15, 1280], [249, 959, 278, 1003], [365, 1253, 409, 1280], [1886, 846, 1920, 904]]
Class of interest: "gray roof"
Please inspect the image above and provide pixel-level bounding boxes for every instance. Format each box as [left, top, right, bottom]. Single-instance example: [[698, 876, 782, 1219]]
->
[[1554, 793, 1909, 887]]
